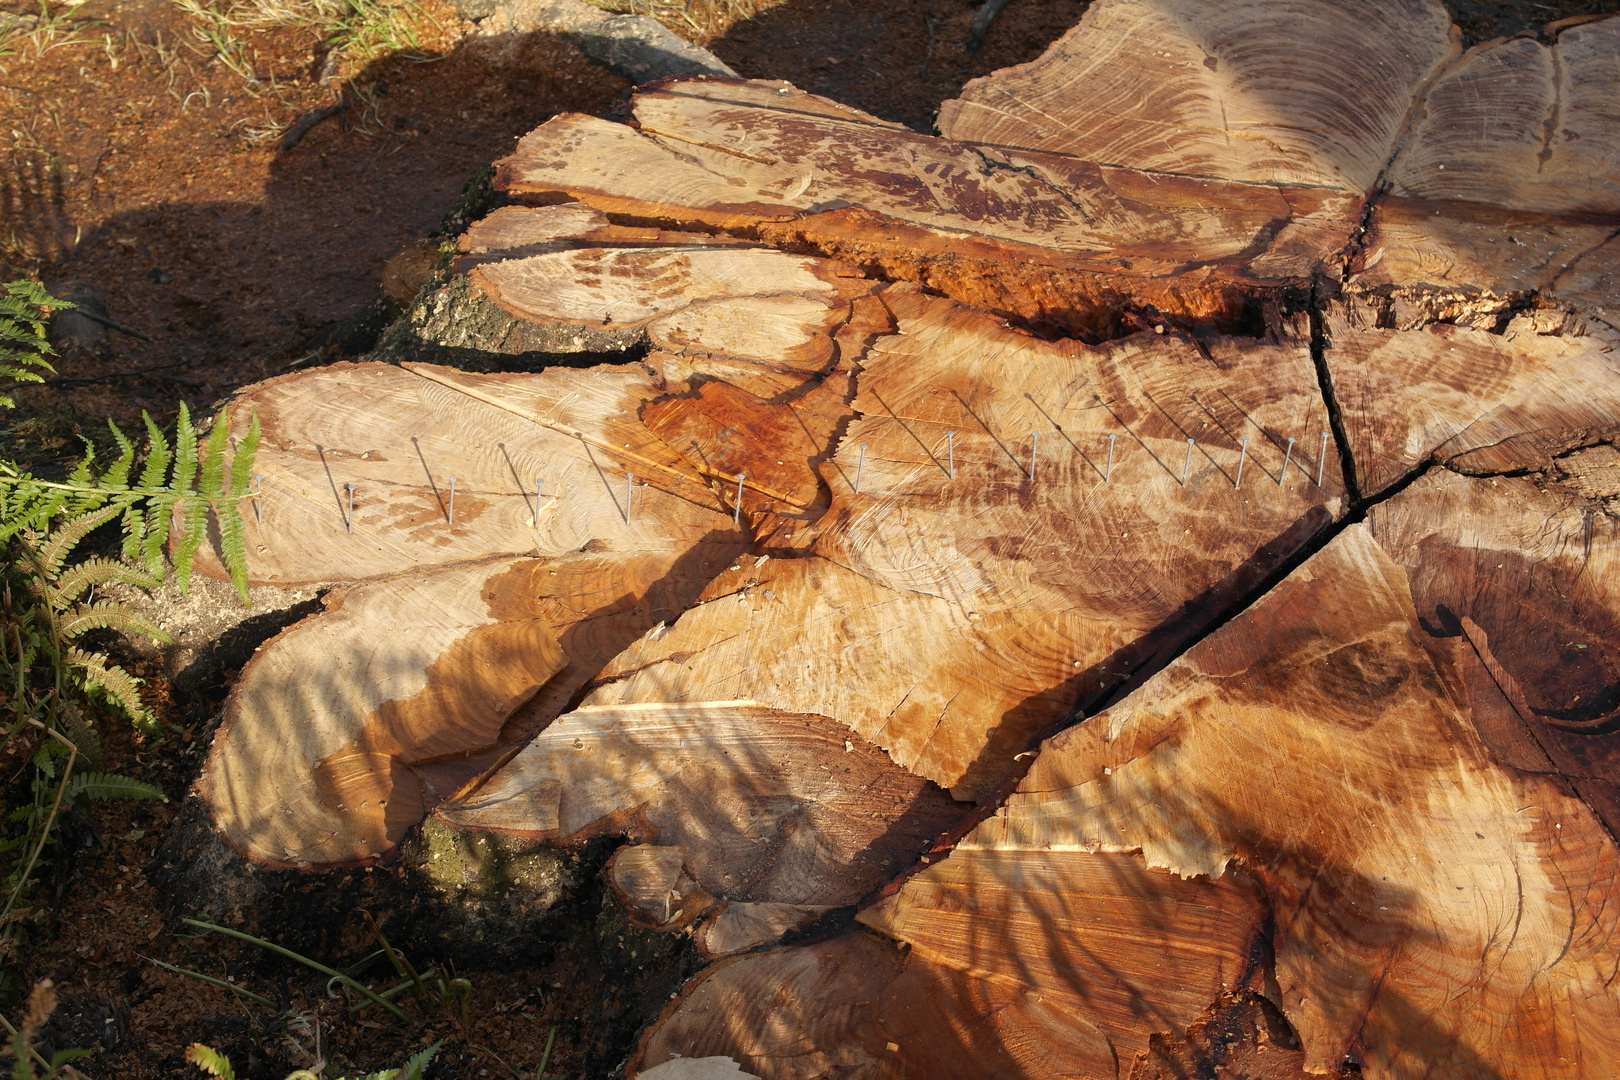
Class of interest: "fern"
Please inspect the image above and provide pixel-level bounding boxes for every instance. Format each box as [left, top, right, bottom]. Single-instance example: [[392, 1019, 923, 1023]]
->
[[0, 281, 67, 409], [61, 771, 165, 804], [0, 400, 259, 603]]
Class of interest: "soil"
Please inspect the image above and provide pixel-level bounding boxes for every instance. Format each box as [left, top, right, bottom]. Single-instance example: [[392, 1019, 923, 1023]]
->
[[2, 0, 1616, 1076]]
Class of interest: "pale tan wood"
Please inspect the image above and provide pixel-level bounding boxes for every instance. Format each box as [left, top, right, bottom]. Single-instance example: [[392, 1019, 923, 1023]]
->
[[636, 1058, 760, 1080], [436, 702, 960, 953], [579, 288, 1343, 797], [1347, 198, 1619, 323], [1549, 233, 1620, 319], [471, 245, 861, 336], [1386, 19, 1620, 216], [199, 557, 566, 868], [851, 512, 1620, 1080], [1367, 470, 1620, 839], [205, 361, 738, 585], [1322, 303, 1620, 496], [937, 0, 1458, 191]]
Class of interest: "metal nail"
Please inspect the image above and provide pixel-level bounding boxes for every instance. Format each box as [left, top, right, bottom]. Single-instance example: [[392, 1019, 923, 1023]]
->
[[537, 477, 543, 506], [1182, 438, 1194, 486], [1236, 437, 1249, 488], [946, 431, 955, 479], [1029, 432, 1039, 482], [448, 476, 457, 525], [855, 444, 867, 494], [345, 483, 355, 534], [1105, 434, 1116, 482], [1280, 439, 1295, 486], [252, 474, 262, 525], [734, 473, 746, 526], [1317, 432, 1330, 486], [626, 472, 634, 523]]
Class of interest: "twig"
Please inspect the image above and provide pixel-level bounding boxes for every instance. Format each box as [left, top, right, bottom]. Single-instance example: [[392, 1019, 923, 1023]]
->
[[967, 0, 1014, 51], [279, 99, 345, 152], [22, 358, 198, 390], [920, 17, 937, 80], [66, 307, 152, 341]]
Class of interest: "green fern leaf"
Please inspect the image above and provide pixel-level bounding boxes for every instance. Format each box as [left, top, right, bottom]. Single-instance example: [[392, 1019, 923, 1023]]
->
[[101, 419, 137, 488], [36, 503, 122, 580], [69, 647, 155, 727], [172, 403, 205, 594], [396, 1041, 441, 1080], [64, 770, 167, 803], [52, 556, 164, 606], [185, 1043, 238, 1080], [56, 599, 168, 642], [216, 409, 259, 604], [135, 410, 172, 491]]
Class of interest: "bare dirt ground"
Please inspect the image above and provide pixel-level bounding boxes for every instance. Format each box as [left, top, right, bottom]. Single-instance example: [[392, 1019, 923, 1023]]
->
[[2, 0, 1616, 1076]]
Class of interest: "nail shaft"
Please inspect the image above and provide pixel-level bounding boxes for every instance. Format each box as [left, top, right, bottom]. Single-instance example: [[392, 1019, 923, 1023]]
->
[[854, 444, 867, 494], [626, 472, 634, 522], [448, 477, 457, 524], [1029, 432, 1039, 482], [946, 431, 955, 479], [734, 474, 745, 526], [1280, 439, 1295, 486], [345, 483, 355, 534], [1182, 438, 1195, 486], [1236, 437, 1249, 488], [252, 474, 262, 525], [1317, 432, 1330, 486], [1105, 434, 1116, 482]]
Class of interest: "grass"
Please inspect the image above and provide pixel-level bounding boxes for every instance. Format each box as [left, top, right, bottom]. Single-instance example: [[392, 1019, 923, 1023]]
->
[[0, 0, 104, 61], [168, 0, 434, 87]]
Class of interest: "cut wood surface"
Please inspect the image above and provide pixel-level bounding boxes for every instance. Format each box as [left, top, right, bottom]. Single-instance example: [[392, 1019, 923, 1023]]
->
[[639, 489, 1620, 1078], [189, 0, 1620, 1070], [937, 0, 1457, 191], [201, 557, 566, 868], [1323, 305, 1620, 496], [206, 360, 746, 585], [436, 702, 960, 954], [485, 0, 1619, 336], [495, 93, 1365, 337], [590, 287, 1342, 798]]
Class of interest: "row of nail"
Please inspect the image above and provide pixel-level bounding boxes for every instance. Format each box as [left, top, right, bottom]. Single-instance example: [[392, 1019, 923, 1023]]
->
[[852, 429, 1333, 491]]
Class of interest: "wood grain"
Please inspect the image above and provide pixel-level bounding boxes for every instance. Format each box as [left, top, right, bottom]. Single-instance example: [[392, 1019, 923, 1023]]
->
[[437, 702, 960, 954]]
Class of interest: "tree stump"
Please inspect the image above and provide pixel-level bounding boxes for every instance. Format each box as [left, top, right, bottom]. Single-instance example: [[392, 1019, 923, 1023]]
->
[[190, 0, 1619, 1076]]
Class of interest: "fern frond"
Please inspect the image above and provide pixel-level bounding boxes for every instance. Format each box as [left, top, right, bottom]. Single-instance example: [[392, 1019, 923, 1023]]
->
[[69, 648, 154, 726], [101, 419, 137, 488], [35, 503, 122, 580], [201, 403, 230, 497], [173, 402, 198, 497], [56, 599, 168, 642], [217, 409, 259, 604], [185, 1044, 238, 1080], [52, 556, 164, 606], [63, 770, 166, 803], [135, 411, 172, 491], [174, 405, 229, 595]]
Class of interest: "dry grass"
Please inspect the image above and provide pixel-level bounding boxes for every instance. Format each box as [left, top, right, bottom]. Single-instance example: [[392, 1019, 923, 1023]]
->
[[167, 0, 437, 86]]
